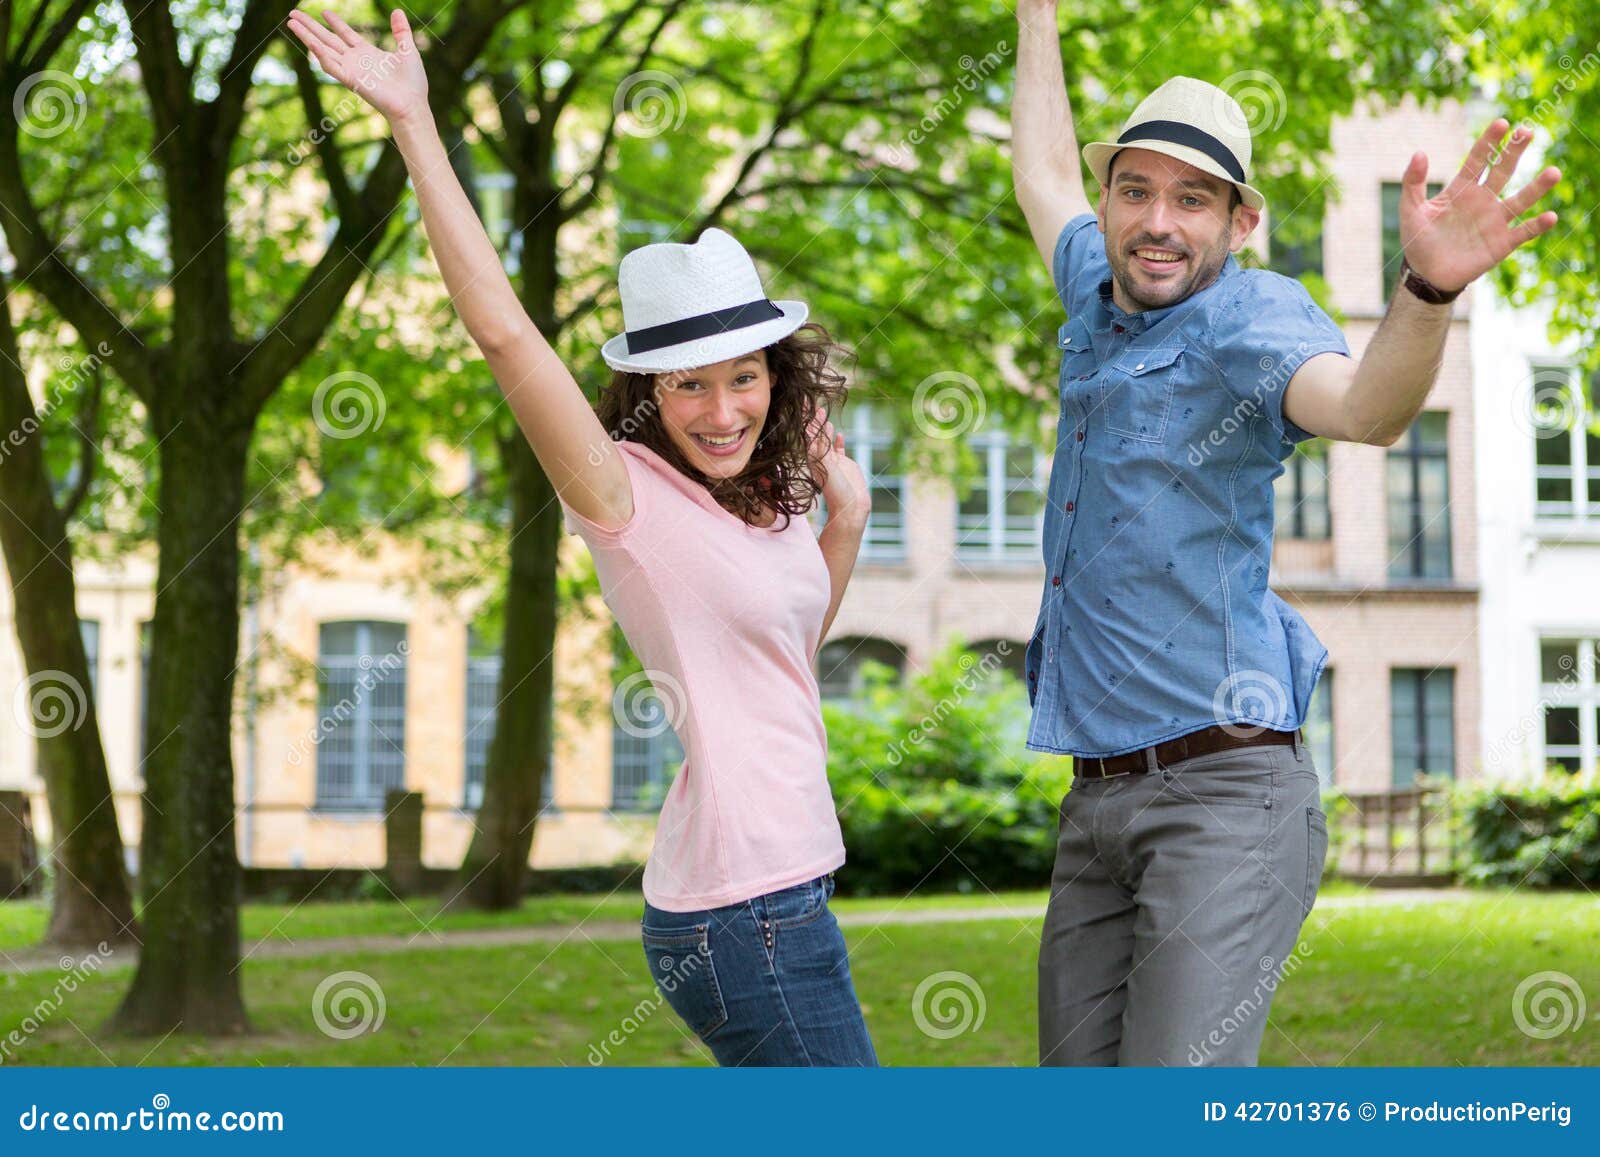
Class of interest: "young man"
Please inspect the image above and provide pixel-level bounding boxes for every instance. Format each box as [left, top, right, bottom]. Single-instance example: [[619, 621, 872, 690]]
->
[[1011, 0, 1559, 1065]]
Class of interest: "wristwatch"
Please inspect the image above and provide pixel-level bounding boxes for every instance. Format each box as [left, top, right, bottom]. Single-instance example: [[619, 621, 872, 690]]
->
[[1398, 260, 1464, 305]]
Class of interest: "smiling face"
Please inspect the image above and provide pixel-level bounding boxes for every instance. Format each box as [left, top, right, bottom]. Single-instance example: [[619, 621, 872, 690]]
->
[[1097, 147, 1260, 312], [652, 351, 773, 479]]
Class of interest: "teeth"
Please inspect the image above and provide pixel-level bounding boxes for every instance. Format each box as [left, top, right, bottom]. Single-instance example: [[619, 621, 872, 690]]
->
[[1136, 249, 1182, 263], [696, 431, 742, 446]]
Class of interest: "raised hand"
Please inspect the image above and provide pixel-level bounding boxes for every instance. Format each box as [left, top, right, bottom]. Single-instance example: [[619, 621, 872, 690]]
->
[[1400, 118, 1560, 294], [808, 406, 868, 523], [285, 8, 429, 126]]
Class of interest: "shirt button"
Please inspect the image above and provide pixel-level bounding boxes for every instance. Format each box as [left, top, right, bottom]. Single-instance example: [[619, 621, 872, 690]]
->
[[1052, 575, 1061, 587], [1065, 502, 1075, 513], [1113, 324, 1125, 333], [1076, 430, 1085, 442], [1135, 362, 1145, 371]]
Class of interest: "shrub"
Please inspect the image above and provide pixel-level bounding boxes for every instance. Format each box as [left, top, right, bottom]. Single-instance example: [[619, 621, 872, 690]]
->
[[1454, 774, 1600, 887], [824, 642, 1074, 895]]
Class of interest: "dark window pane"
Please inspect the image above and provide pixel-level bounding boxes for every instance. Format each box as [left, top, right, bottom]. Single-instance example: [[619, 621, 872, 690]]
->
[[1538, 475, 1575, 504], [1540, 640, 1580, 684], [1545, 705, 1582, 747]]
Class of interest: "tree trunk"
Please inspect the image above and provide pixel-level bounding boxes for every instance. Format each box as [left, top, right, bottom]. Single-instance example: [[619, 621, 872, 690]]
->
[[445, 434, 561, 910], [108, 412, 252, 1035], [0, 276, 138, 948]]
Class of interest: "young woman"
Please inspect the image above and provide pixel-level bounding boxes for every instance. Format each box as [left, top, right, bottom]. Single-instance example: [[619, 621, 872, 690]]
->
[[287, 9, 878, 1066]]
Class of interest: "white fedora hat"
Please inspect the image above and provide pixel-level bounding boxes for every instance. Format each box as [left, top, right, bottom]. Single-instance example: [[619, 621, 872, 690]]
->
[[601, 227, 809, 373], [1081, 76, 1266, 212]]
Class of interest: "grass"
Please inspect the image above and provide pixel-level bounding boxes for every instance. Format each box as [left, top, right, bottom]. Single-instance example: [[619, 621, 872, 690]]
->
[[2, 886, 1596, 1066]]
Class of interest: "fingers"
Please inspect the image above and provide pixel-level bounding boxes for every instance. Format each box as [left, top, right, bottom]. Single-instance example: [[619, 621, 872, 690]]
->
[[1484, 123, 1533, 195], [391, 9, 415, 52], [1509, 209, 1559, 249], [1503, 164, 1561, 219], [1448, 116, 1510, 193], [287, 10, 344, 55], [321, 9, 364, 46], [1399, 151, 1430, 207]]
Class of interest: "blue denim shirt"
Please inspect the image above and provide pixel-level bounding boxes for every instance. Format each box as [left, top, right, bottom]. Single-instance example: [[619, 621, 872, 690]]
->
[[1024, 214, 1350, 758]]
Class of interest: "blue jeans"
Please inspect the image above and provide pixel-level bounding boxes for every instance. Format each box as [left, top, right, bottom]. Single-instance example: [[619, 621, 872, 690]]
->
[[641, 873, 878, 1066]]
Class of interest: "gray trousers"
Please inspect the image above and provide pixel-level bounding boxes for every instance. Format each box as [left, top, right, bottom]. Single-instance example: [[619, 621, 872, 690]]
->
[[1037, 738, 1328, 1066]]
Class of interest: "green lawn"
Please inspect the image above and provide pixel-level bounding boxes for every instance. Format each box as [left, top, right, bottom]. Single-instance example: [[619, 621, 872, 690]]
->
[[2, 887, 1595, 1066]]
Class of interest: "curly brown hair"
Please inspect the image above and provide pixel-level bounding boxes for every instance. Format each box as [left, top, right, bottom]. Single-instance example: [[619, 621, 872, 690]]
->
[[594, 323, 850, 528]]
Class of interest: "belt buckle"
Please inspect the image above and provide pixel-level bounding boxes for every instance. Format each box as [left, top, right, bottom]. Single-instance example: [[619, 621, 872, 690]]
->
[[1097, 757, 1138, 779]]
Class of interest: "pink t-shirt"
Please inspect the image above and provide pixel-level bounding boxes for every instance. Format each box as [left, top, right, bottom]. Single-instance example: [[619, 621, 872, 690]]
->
[[561, 439, 845, 911]]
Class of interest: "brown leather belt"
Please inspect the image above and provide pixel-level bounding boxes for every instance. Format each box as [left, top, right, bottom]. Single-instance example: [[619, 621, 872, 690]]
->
[[1076, 724, 1297, 779]]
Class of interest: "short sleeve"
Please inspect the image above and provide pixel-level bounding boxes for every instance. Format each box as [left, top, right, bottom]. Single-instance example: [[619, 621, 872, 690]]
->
[[560, 439, 645, 544], [1204, 272, 1351, 446], [1051, 213, 1102, 313]]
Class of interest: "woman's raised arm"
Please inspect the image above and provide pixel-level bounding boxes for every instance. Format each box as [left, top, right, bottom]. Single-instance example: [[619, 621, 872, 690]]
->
[[286, 8, 632, 527]]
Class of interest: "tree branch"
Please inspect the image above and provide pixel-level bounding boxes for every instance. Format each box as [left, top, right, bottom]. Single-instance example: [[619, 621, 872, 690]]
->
[[15, 0, 97, 76], [233, 0, 512, 418], [287, 43, 360, 225], [121, 0, 192, 140], [59, 358, 104, 523], [558, 0, 690, 222], [213, 0, 298, 152]]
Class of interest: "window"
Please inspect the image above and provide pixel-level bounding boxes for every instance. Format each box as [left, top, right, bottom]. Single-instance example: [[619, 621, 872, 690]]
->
[[463, 627, 554, 811], [830, 403, 906, 561], [816, 636, 908, 703], [963, 638, 1027, 685], [314, 622, 408, 810], [1274, 439, 1331, 540], [956, 433, 1045, 562], [1540, 638, 1597, 776], [1304, 670, 1334, 786], [1529, 363, 1600, 521], [79, 619, 99, 698], [1387, 412, 1451, 579], [1380, 180, 1444, 301], [1391, 668, 1455, 786]]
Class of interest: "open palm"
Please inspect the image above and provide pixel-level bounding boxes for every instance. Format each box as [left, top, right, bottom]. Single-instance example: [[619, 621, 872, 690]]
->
[[1400, 118, 1560, 294], [286, 8, 429, 124]]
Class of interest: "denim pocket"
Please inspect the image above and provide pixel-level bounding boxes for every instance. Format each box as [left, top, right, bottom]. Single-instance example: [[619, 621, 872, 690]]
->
[[1303, 807, 1329, 919], [1099, 346, 1181, 442], [641, 925, 727, 1038], [1158, 755, 1275, 809], [768, 878, 830, 930]]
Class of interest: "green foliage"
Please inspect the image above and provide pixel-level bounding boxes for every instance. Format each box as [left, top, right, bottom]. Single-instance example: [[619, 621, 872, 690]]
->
[[824, 642, 1074, 894], [1454, 774, 1600, 886]]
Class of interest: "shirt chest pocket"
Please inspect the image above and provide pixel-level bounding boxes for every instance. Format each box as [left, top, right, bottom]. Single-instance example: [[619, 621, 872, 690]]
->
[[1097, 345, 1183, 443], [1056, 317, 1097, 412]]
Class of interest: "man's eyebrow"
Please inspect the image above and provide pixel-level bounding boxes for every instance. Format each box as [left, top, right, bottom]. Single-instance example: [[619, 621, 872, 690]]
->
[[1113, 172, 1152, 185]]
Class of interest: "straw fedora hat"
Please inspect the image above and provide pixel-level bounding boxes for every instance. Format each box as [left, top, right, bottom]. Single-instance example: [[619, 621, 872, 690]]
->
[[1081, 76, 1266, 212], [601, 228, 809, 373]]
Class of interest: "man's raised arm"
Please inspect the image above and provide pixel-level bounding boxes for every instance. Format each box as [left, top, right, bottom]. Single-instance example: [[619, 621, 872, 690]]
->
[[1013, 0, 1093, 271]]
